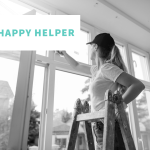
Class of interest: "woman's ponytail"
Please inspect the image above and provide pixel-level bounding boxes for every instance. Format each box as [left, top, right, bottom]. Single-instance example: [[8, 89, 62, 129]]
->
[[106, 45, 128, 94], [107, 45, 127, 72]]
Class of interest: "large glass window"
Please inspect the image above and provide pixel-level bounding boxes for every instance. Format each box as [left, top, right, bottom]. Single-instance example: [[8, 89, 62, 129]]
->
[[52, 70, 90, 150], [132, 52, 149, 82], [66, 30, 89, 64], [135, 89, 150, 150], [0, 54, 20, 150]]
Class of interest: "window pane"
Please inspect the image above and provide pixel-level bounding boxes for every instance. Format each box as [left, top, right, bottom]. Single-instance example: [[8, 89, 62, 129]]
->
[[53, 71, 90, 150], [0, 54, 20, 150], [136, 89, 150, 150], [132, 52, 149, 81], [67, 30, 89, 64], [27, 66, 45, 149]]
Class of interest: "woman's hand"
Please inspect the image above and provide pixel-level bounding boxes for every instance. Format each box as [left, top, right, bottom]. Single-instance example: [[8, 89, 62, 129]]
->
[[116, 72, 145, 104], [115, 102, 127, 118]]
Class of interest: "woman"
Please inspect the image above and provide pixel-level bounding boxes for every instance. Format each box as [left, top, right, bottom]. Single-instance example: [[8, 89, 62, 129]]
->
[[57, 33, 145, 150]]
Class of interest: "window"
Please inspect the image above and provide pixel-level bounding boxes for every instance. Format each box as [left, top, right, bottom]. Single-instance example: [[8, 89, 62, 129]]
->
[[55, 138, 66, 147], [135, 89, 150, 150], [53, 71, 89, 113], [56, 30, 90, 64], [67, 29, 89, 64], [62, 138, 66, 147], [0, 54, 20, 150], [132, 52, 149, 81], [52, 70, 89, 149]]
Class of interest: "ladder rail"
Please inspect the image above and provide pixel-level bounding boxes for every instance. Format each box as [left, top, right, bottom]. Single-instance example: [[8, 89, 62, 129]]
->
[[117, 101, 136, 150], [103, 90, 116, 150]]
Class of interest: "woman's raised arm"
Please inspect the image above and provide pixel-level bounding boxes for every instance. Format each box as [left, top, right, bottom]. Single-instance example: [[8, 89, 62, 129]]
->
[[57, 51, 91, 75]]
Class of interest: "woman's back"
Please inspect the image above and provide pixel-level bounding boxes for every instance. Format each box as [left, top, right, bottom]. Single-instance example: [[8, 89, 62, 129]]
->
[[89, 63, 124, 112]]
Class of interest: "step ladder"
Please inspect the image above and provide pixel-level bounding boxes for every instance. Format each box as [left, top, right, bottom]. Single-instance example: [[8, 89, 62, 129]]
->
[[66, 89, 136, 150]]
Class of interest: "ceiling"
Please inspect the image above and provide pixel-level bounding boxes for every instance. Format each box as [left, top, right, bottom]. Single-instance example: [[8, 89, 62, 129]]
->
[[42, 0, 150, 52], [106, 0, 150, 30]]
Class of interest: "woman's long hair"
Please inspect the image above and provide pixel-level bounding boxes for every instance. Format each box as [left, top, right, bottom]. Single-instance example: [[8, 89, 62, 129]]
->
[[98, 45, 127, 94], [107, 45, 127, 94], [106, 45, 127, 72]]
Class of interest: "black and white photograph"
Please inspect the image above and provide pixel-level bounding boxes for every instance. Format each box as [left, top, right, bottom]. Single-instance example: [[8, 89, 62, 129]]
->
[[0, 0, 150, 150]]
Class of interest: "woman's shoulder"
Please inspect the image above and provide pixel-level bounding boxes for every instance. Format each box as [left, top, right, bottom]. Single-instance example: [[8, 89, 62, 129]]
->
[[100, 62, 124, 82], [101, 62, 121, 70]]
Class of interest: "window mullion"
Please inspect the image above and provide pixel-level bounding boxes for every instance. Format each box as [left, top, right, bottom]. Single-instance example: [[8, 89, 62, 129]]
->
[[8, 51, 36, 150], [44, 63, 56, 150]]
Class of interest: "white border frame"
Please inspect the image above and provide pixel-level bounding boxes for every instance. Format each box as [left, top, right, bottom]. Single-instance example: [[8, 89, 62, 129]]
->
[[3, 0, 150, 149]]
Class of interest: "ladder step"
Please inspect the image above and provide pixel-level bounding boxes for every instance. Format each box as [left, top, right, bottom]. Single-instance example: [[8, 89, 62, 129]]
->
[[76, 110, 105, 122]]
